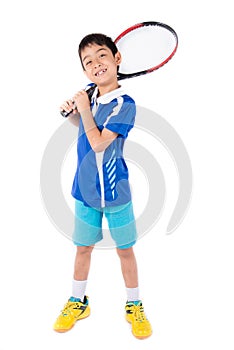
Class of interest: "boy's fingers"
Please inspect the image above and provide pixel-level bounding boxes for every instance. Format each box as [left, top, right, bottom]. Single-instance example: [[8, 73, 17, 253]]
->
[[60, 100, 74, 112]]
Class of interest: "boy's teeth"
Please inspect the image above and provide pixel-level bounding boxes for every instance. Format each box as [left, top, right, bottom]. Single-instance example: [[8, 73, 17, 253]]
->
[[96, 69, 106, 76]]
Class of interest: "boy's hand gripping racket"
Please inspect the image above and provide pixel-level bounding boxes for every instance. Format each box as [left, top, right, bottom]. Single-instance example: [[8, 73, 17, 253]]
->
[[61, 21, 178, 118]]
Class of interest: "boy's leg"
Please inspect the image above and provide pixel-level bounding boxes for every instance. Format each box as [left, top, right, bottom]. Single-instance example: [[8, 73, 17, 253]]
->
[[116, 247, 152, 339], [53, 246, 93, 333], [74, 245, 94, 281], [72, 245, 94, 300], [116, 247, 138, 290]]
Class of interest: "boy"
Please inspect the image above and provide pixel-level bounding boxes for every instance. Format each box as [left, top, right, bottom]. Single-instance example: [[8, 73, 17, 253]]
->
[[53, 33, 152, 339]]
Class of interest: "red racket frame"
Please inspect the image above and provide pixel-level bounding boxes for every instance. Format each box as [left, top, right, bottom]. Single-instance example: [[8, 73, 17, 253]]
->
[[115, 21, 178, 80]]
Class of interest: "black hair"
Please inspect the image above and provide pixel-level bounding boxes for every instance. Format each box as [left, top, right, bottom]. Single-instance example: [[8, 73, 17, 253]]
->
[[78, 33, 118, 69]]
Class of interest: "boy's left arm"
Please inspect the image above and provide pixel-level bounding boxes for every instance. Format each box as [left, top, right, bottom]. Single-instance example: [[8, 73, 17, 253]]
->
[[73, 90, 118, 153]]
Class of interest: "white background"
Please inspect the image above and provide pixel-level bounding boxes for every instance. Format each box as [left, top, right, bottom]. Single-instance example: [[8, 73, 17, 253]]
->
[[0, 0, 234, 349]]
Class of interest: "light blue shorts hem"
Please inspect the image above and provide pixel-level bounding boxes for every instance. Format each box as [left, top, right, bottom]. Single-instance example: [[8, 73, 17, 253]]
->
[[73, 200, 137, 249]]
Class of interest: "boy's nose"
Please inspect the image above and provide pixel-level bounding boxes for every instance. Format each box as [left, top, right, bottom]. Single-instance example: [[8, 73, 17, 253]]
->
[[94, 60, 102, 68]]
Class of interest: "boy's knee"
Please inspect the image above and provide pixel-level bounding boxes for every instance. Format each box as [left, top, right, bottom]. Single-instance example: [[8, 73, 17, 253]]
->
[[77, 246, 94, 255], [116, 247, 133, 259]]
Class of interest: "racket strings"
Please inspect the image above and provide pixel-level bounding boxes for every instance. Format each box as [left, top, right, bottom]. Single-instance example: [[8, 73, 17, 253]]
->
[[115, 23, 178, 76]]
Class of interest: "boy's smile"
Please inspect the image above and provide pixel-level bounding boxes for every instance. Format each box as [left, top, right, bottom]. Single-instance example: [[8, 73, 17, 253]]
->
[[95, 68, 107, 77]]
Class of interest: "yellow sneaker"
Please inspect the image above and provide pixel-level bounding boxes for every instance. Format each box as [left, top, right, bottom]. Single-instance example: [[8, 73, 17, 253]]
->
[[53, 296, 90, 333], [125, 301, 152, 339]]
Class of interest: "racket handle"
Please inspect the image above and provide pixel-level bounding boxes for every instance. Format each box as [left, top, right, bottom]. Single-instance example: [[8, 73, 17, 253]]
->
[[60, 105, 75, 118], [60, 85, 96, 118]]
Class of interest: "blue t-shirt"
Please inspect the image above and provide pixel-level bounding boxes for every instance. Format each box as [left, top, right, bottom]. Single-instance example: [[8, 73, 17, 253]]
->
[[71, 86, 136, 208]]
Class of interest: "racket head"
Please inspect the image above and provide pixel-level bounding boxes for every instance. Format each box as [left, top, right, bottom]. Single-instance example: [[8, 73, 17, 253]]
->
[[115, 21, 178, 80]]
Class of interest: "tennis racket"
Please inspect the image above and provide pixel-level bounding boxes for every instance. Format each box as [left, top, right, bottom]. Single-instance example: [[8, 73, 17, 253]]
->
[[61, 21, 178, 117]]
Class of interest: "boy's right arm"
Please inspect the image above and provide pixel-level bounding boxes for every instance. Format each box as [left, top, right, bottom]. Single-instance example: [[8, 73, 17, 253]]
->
[[60, 100, 80, 127]]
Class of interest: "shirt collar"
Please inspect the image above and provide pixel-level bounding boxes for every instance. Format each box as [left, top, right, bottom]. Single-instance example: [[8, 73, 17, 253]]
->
[[92, 86, 125, 105]]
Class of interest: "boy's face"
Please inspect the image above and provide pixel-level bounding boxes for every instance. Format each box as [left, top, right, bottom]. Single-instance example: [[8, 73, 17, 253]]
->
[[81, 43, 121, 87]]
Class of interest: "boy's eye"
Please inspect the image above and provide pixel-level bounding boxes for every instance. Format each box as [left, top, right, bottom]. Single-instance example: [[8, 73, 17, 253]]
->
[[86, 60, 92, 66], [100, 54, 106, 58]]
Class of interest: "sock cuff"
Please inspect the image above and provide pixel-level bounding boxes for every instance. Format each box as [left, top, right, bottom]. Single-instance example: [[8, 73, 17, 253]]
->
[[72, 279, 88, 300], [126, 287, 140, 302]]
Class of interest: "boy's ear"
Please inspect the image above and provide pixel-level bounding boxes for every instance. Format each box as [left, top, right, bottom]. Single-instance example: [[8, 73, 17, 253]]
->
[[115, 51, 122, 65]]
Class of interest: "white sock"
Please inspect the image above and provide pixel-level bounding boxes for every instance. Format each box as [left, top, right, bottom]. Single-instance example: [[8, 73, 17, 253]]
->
[[72, 279, 87, 301], [126, 287, 140, 302]]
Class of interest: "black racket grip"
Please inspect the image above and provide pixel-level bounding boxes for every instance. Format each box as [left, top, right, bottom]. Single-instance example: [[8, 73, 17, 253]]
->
[[60, 105, 76, 118], [60, 85, 96, 118]]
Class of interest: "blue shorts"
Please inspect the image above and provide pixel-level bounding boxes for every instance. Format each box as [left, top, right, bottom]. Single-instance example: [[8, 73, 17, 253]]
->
[[73, 200, 137, 249]]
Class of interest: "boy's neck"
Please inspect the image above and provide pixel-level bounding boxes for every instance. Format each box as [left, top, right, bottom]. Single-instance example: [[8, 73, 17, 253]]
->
[[97, 81, 120, 97]]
